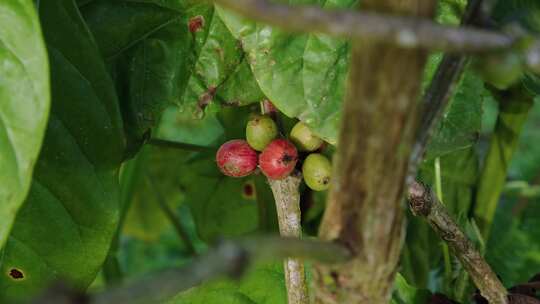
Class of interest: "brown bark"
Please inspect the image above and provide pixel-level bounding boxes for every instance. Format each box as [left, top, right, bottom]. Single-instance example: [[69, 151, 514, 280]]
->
[[408, 182, 508, 304], [314, 1, 435, 303]]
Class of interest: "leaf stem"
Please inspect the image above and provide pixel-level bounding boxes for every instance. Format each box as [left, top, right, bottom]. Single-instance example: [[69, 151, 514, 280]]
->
[[434, 157, 453, 293], [434, 157, 443, 202], [267, 174, 309, 304]]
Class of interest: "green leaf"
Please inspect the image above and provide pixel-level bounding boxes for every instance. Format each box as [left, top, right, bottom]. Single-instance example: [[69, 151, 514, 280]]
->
[[0, 0, 50, 250], [169, 263, 287, 304], [81, 1, 194, 154], [217, 0, 356, 145], [179, 5, 264, 117], [82, 2, 263, 153], [177, 150, 260, 242], [435, 0, 466, 25], [122, 146, 188, 242], [125, 105, 261, 244], [157, 106, 224, 147], [475, 95, 533, 240], [492, 0, 540, 33], [420, 148, 479, 215], [487, 196, 540, 286], [391, 273, 431, 304], [485, 96, 540, 286], [0, 0, 125, 300], [209, 0, 469, 145], [508, 98, 540, 180], [424, 69, 487, 160], [123, 106, 224, 242]]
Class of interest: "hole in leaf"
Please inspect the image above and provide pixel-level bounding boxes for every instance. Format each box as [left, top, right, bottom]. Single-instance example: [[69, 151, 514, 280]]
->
[[242, 181, 256, 200], [8, 268, 24, 280]]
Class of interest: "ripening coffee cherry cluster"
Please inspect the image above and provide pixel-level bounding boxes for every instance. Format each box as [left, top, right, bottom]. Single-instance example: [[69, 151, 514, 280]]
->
[[216, 107, 332, 191]]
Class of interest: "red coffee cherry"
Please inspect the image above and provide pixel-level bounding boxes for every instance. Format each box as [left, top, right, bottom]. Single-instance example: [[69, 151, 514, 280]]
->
[[216, 140, 258, 177], [259, 139, 298, 180]]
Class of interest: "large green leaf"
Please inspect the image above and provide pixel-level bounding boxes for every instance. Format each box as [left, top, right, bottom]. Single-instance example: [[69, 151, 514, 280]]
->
[[179, 6, 264, 117], [122, 105, 222, 242], [169, 263, 287, 304], [81, 0, 194, 154], [178, 161, 260, 242], [487, 196, 540, 287], [81, 2, 263, 154], [0, 0, 50, 250], [215, 0, 473, 146], [0, 0, 125, 300], [217, 0, 356, 145]]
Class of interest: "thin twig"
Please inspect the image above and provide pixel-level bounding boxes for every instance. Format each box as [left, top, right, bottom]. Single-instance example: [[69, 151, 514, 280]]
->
[[408, 181, 508, 304], [145, 175, 197, 255], [147, 138, 214, 151], [214, 0, 516, 53], [88, 236, 349, 304], [268, 174, 309, 304], [406, 0, 484, 185]]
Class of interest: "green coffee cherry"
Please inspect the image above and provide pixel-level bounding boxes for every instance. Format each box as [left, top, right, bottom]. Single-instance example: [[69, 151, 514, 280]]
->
[[473, 52, 524, 90], [290, 122, 323, 152], [246, 114, 278, 151], [302, 153, 331, 191]]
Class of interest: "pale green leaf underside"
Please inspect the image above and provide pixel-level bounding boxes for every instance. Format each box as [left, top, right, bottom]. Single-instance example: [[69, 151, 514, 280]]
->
[[216, 0, 356, 144], [0, 0, 50, 250]]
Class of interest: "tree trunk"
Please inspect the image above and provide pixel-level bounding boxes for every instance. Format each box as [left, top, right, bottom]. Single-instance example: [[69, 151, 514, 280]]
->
[[314, 1, 435, 303]]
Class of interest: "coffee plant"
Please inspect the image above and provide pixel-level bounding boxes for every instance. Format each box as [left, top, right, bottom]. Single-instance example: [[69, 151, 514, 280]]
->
[[2, 0, 540, 303]]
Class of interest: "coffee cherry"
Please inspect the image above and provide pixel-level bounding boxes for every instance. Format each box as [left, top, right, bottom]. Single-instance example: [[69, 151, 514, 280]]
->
[[302, 153, 331, 191], [246, 114, 278, 151], [290, 122, 323, 152], [473, 53, 524, 90], [216, 140, 258, 177], [259, 139, 298, 180]]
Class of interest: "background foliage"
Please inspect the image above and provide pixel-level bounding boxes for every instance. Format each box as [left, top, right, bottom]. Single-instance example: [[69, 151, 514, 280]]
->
[[1, 0, 540, 303]]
